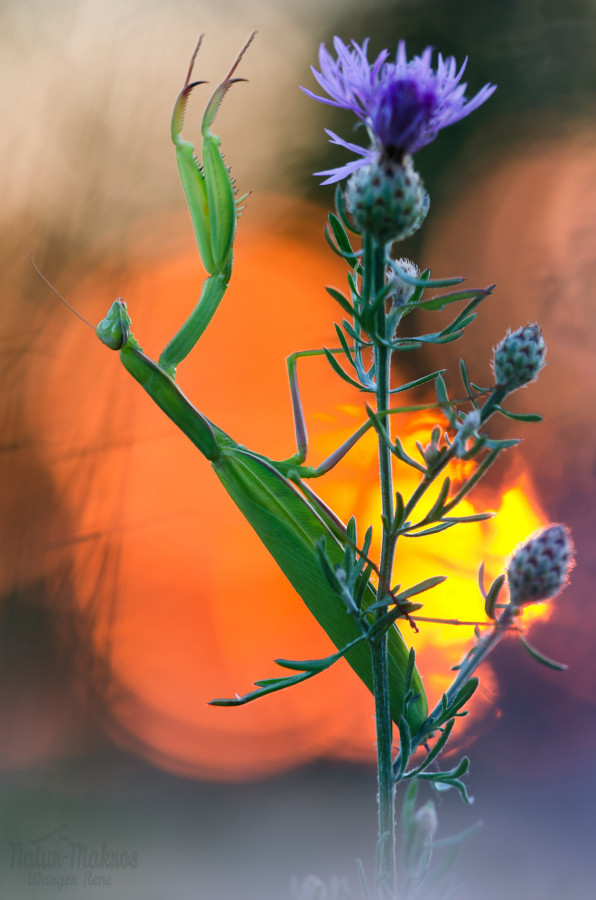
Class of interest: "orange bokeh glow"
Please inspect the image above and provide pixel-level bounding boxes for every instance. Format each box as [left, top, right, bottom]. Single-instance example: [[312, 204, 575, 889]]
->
[[28, 200, 548, 779]]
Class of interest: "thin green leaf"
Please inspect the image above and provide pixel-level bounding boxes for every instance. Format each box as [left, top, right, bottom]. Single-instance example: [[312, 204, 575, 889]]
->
[[354, 563, 374, 610], [494, 405, 543, 423], [519, 634, 568, 671], [418, 286, 493, 312], [402, 521, 458, 537], [210, 669, 316, 706], [369, 577, 446, 612], [424, 477, 452, 523], [442, 512, 495, 524], [333, 322, 357, 369], [460, 359, 479, 408], [393, 330, 463, 348], [431, 774, 474, 805], [442, 679, 479, 720], [407, 719, 456, 777], [440, 293, 488, 336], [367, 603, 424, 639], [335, 184, 362, 234], [393, 491, 405, 531], [324, 224, 359, 264], [484, 574, 505, 619], [483, 437, 520, 450], [391, 371, 446, 397], [323, 347, 371, 391], [393, 434, 427, 472], [397, 715, 412, 779], [341, 318, 367, 345], [393, 266, 465, 288], [326, 285, 355, 317], [328, 212, 359, 264], [275, 635, 367, 672], [442, 448, 501, 512]]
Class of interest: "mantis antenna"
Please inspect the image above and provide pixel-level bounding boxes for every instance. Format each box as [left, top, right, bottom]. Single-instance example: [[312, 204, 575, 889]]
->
[[28, 255, 95, 330]]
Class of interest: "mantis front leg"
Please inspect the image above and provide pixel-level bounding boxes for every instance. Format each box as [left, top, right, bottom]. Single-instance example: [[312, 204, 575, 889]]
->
[[158, 33, 255, 377]]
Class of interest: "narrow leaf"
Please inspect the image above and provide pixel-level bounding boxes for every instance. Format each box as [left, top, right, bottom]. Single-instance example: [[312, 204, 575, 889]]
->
[[418, 287, 492, 312], [442, 448, 501, 512], [328, 211, 358, 262], [460, 358, 479, 408], [442, 679, 479, 720], [335, 184, 362, 234], [395, 576, 447, 603], [442, 512, 495, 524], [323, 347, 370, 391], [408, 719, 456, 776], [484, 574, 505, 619], [393, 266, 465, 288], [333, 322, 356, 368], [424, 476, 452, 523], [494, 405, 543, 423], [275, 635, 367, 672], [519, 634, 568, 671], [397, 715, 412, 780], [210, 669, 315, 706], [326, 285, 355, 317], [390, 369, 446, 395]]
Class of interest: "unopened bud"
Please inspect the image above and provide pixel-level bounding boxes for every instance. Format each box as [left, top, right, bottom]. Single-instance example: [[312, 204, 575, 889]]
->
[[344, 155, 429, 243], [453, 409, 481, 457], [492, 323, 546, 391], [386, 259, 419, 306], [414, 801, 438, 843], [507, 524, 574, 608], [418, 425, 444, 468]]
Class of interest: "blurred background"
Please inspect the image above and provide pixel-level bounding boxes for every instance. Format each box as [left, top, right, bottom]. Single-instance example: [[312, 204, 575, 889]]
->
[[1, 0, 596, 897]]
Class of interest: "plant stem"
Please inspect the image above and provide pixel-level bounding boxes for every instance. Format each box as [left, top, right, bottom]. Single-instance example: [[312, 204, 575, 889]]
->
[[367, 238, 398, 899]]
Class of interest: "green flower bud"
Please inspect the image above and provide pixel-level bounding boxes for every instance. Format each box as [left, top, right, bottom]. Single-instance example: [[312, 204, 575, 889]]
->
[[507, 524, 574, 609], [344, 155, 429, 243], [453, 409, 481, 458], [414, 801, 438, 843], [492, 323, 546, 391]]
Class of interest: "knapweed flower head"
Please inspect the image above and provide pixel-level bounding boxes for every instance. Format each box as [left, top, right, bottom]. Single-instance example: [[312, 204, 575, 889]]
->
[[344, 154, 429, 242], [492, 323, 546, 392], [507, 524, 574, 609], [303, 37, 496, 184]]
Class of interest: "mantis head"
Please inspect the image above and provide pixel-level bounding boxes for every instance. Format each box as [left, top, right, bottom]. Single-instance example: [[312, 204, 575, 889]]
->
[[96, 298, 131, 350]]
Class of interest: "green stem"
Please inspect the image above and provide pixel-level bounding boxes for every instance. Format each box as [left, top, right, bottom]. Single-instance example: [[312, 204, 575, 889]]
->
[[401, 603, 518, 765], [366, 238, 398, 900]]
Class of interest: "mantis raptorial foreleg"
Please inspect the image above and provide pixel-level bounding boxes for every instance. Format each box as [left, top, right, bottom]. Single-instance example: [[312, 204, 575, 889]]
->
[[158, 32, 255, 377]]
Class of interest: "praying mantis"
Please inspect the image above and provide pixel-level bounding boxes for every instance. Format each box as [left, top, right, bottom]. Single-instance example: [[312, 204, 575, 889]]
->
[[94, 34, 430, 734]]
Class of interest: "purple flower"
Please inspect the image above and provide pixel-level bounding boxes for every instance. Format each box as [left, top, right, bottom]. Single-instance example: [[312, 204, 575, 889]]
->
[[303, 38, 496, 184]]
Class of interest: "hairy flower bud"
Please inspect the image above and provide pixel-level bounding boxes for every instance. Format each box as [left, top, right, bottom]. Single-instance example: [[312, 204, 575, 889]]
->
[[386, 258, 419, 306], [492, 323, 546, 391], [453, 409, 481, 458], [507, 524, 574, 608], [344, 155, 429, 243]]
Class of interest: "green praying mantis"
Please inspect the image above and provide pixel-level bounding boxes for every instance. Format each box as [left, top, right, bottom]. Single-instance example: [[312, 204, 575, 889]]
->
[[93, 33, 431, 734]]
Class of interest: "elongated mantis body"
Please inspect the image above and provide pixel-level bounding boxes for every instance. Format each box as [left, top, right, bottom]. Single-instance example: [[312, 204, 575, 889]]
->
[[93, 35, 429, 733]]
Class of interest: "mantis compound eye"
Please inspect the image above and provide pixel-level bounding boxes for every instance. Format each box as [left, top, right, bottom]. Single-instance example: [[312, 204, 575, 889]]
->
[[96, 298, 131, 350]]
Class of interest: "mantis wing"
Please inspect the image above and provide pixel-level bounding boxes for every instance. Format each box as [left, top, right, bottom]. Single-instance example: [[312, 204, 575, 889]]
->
[[214, 445, 428, 733]]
